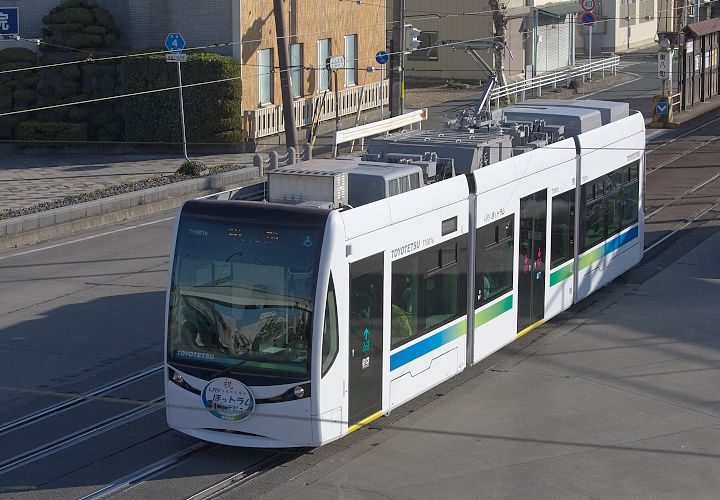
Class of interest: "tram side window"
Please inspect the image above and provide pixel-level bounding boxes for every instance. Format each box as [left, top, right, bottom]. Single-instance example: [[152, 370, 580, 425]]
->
[[621, 161, 640, 227], [321, 276, 339, 377], [551, 190, 575, 269], [391, 238, 466, 349], [582, 180, 605, 251], [581, 160, 641, 252], [475, 214, 514, 307]]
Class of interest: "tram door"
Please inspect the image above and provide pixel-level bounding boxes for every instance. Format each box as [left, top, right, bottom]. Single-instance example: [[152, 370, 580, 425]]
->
[[517, 190, 547, 333], [348, 253, 384, 427]]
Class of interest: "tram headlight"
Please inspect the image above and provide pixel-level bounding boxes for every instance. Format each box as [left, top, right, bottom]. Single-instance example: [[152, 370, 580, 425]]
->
[[293, 386, 305, 398], [172, 372, 185, 385]]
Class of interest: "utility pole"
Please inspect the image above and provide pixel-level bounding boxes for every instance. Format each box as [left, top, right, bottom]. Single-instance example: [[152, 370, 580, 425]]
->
[[273, 0, 298, 150], [390, 0, 405, 116]]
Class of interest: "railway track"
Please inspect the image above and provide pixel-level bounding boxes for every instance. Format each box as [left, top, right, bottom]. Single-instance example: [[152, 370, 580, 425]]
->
[[1, 110, 718, 500], [0, 364, 162, 438]]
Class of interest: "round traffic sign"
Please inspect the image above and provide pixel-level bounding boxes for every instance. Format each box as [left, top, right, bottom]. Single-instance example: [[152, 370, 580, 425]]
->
[[581, 11, 596, 26], [375, 50, 389, 65], [580, 0, 596, 11]]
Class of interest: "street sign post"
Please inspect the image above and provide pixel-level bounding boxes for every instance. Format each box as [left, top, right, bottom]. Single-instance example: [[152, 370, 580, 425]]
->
[[326, 56, 345, 131], [165, 33, 189, 160], [0, 7, 19, 36], [375, 51, 389, 120]]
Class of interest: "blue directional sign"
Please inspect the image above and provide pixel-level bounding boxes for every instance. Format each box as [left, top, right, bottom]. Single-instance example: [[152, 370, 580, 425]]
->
[[655, 101, 669, 115], [375, 50, 389, 65], [165, 33, 185, 53], [0, 7, 20, 36]]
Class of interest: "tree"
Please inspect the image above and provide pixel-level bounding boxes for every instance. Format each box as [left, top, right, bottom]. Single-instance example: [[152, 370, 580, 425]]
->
[[488, 0, 509, 87]]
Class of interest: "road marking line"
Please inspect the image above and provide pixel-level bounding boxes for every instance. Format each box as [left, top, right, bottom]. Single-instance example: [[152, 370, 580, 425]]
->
[[0, 216, 175, 262]]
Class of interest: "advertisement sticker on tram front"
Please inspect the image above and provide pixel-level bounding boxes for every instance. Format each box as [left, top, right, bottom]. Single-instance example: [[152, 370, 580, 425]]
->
[[201, 377, 255, 421]]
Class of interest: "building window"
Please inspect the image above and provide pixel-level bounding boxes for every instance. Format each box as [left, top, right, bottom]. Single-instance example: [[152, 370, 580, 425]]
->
[[258, 48, 273, 105], [407, 31, 439, 61], [290, 43, 303, 98], [318, 38, 331, 92], [344, 34, 358, 86]]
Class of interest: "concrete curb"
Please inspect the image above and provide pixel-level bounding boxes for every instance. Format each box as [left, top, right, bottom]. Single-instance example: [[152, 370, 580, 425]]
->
[[0, 166, 261, 251]]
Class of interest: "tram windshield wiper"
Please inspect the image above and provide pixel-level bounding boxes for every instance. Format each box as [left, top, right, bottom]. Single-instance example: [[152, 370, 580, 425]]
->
[[212, 357, 252, 379]]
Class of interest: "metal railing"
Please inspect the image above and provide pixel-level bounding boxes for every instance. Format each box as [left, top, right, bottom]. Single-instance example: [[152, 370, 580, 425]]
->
[[490, 55, 621, 108], [245, 80, 389, 140]]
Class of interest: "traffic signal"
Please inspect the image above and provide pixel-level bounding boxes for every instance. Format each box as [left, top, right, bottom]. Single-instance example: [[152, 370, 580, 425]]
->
[[405, 25, 422, 52]]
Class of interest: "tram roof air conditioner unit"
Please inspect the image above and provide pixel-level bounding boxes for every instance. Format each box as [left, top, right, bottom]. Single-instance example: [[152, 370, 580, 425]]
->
[[267, 160, 354, 207]]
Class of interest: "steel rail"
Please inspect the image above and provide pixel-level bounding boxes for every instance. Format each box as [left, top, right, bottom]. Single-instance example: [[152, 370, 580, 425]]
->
[[0, 364, 162, 438], [185, 453, 293, 500], [0, 397, 163, 476], [77, 442, 212, 500], [644, 171, 720, 220], [643, 199, 720, 254]]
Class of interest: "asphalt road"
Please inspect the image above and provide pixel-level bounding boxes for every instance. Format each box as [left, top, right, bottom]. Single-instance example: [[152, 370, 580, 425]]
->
[[1, 89, 719, 499]]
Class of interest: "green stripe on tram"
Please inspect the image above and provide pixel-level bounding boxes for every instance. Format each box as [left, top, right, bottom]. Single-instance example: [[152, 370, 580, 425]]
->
[[475, 294, 513, 327], [550, 263, 573, 287]]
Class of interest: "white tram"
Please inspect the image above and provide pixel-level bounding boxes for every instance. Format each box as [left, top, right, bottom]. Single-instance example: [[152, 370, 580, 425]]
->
[[164, 100, 645, 447]]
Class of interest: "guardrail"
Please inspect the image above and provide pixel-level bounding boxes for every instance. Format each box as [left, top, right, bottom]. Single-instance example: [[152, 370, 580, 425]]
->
[[490, 55, 621, 108], [245, 80, 389, 140], [670, 92, 682, 113]]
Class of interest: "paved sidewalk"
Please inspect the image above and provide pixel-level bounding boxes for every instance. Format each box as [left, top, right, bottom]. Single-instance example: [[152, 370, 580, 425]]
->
[[0, 152, 257, 213]]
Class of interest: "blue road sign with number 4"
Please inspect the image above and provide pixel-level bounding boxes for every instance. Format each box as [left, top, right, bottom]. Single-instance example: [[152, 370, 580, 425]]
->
[[655, 102, 669, 115], [165, 33, 185, 53]]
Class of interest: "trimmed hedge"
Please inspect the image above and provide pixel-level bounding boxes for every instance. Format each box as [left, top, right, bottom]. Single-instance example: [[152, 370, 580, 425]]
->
[[0, 48, 38, 139], [16, 121, 88, 142], [123, 52, 244, 146]]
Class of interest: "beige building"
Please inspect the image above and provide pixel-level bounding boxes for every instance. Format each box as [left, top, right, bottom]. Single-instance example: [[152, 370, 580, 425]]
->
[[239, 0, 387, 139], [394, 0, 531, 83]]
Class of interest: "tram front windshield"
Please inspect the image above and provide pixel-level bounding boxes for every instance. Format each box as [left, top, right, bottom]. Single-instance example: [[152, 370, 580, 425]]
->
[[168, 211, 323, 381]]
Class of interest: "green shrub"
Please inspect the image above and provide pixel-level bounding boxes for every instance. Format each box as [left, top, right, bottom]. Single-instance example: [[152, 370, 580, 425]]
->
[[13, 89, 38, 104], [90, 109, 113, 126], [82, 25, 106, 35], [81, 65, 103, 78], [43, 7, 94, 26], [176, 160, 208, 176], [0, 116, 19, 139], [61, 65, 81, 80], [16, 121, 88, 142], [66, 33, 104, 48], [0, 48, 37, 64], [67, 107, 88, 121], [123, 53, 243, 146]]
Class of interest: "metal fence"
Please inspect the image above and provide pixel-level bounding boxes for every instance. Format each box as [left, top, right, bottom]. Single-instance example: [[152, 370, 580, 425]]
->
[[244, 80, 388, 140], [490, 55, 621, 107], [245, 56, 620, 140]]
